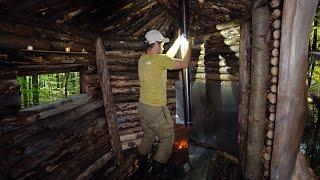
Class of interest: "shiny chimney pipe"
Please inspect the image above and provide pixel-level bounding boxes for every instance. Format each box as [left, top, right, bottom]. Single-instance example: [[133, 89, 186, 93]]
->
[[180, 0, 192, 126]]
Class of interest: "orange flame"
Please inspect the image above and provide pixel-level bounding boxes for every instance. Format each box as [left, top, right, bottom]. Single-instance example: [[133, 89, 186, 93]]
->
[[174, 139, 189, 150]]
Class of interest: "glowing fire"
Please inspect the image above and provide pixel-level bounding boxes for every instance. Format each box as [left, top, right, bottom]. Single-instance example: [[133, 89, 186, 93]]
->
[[174, 139, 189, 150]]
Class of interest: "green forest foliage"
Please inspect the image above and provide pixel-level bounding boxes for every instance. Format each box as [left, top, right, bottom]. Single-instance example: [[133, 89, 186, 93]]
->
[[17, 72, 80, 108], [301, 11, 320, 175]]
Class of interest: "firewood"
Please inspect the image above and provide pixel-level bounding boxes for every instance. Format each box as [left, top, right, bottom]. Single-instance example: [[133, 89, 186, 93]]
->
[[273, 30, 281, 40], [270, 76, 278, 84], [272, 19, 281, 29], [265, 146, 272, 154], [269, 112, 276, 122], [267, 122, 275, 130], [270, 0, 280, 9], [270, 84, 277, 93], [273, 39, 280, 49], [271, 57, 279, 66], [268, 93, 277, 104], [263, 152, 271, 161], [269, 105, 276, 113], [266, 139, 273, 146], [272, 48, 279, 57], [263, 159, 271, 169], [266, 130, 274, 139], [271, 66, 279, 76], [271, 9, 281, 20]]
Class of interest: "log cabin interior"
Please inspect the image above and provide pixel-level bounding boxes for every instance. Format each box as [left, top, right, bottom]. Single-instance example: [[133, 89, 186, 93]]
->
[[0, 0, 319, 179]]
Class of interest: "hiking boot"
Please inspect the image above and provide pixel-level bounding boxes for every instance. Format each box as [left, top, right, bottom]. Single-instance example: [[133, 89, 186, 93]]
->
[[137, 154, 149, 174], [149, 160, 165, 179]]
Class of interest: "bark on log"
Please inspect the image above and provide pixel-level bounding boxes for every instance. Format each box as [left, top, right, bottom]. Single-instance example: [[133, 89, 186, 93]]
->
[[105, 50, 143, 58], [238, 21, 251, 177], [121, 138, 142, 150], [95, 38, 123, 164], [292, 150, 318, 180], [271, 1, 318, 179], [18, 64, 85, 76], [104, 40, 145, 51], [76, 152, 113, 180], [246, 2, 270, 179], [0, 21, 92, 45], [0, 33, 93, 52]]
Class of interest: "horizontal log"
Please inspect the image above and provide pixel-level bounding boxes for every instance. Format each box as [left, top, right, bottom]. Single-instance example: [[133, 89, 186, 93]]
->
[[105, 50, 143, 58], [269, 0, 280, 9], [118, 121, 141, 130], [3, 99, 103, 144], [270, 76, 278, 84], [43, 133, 111, 179], [20, 54, 95, 65], [0, 79, 19, 94], [194, 73, 239, 81], [114, 91, 176, 103], [104, 40, 145, 51], [192, 58, 239, 67], [0, 21, 92, 45], [116, 109, 138, 116], [10, 115, 109, 178], [121, 138, 142, 150], [20, 94, 90, 125], [271, 9, 281, 20], [192, 66, 238, 74], [120, 132, 143, 142], [0, 70, 18, 79], [269, 113, 276, 122], [269, 105, 276, 113], [17, 64, 85, 76], [76, 152, 113, 180], [112, 86, 175, 95], [119, 127, 142, 136], [0, 33, 94, 52]]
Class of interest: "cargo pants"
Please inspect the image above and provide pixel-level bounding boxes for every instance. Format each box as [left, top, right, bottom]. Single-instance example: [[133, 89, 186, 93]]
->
[[138, 102, 174, 164]]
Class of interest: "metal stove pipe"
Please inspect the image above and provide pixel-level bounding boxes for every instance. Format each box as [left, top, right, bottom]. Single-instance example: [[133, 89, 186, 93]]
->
[[180, 0, 192, 126]]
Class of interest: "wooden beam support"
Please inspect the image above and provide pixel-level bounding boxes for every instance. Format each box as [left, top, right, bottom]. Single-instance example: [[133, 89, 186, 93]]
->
[[245, 1, 270, 179], [238, 20, 251, 177], [95, 37, 124, 164], [271, 0, 318, 179]]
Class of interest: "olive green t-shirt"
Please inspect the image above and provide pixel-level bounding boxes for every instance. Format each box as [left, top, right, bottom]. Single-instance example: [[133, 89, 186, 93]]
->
[[138, 54, 175, 106]]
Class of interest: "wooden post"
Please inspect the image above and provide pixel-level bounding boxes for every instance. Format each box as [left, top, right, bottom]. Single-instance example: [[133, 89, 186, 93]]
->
[[271, 0, 318, 179], [95, 37, 124, 164], [238, 20, 251, 177], [245, 1, 270, 179]]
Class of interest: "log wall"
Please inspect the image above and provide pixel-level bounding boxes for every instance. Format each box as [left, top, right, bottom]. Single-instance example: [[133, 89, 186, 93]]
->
[[191, 22, 240, 82], [0, 93, 115, 179], [0, 22, 115, 179], [103, 41, 178, 152]]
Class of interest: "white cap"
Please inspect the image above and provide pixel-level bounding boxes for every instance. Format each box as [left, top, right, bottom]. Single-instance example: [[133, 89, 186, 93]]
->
[[145, 30, 169, 44]]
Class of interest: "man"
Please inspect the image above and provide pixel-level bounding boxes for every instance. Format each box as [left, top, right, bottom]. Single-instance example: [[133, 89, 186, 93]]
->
[[137, 29, 191, 177]]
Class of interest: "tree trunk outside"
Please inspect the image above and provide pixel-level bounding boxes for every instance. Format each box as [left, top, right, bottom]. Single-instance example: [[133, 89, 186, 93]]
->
[[32, 75, 39, 105]]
